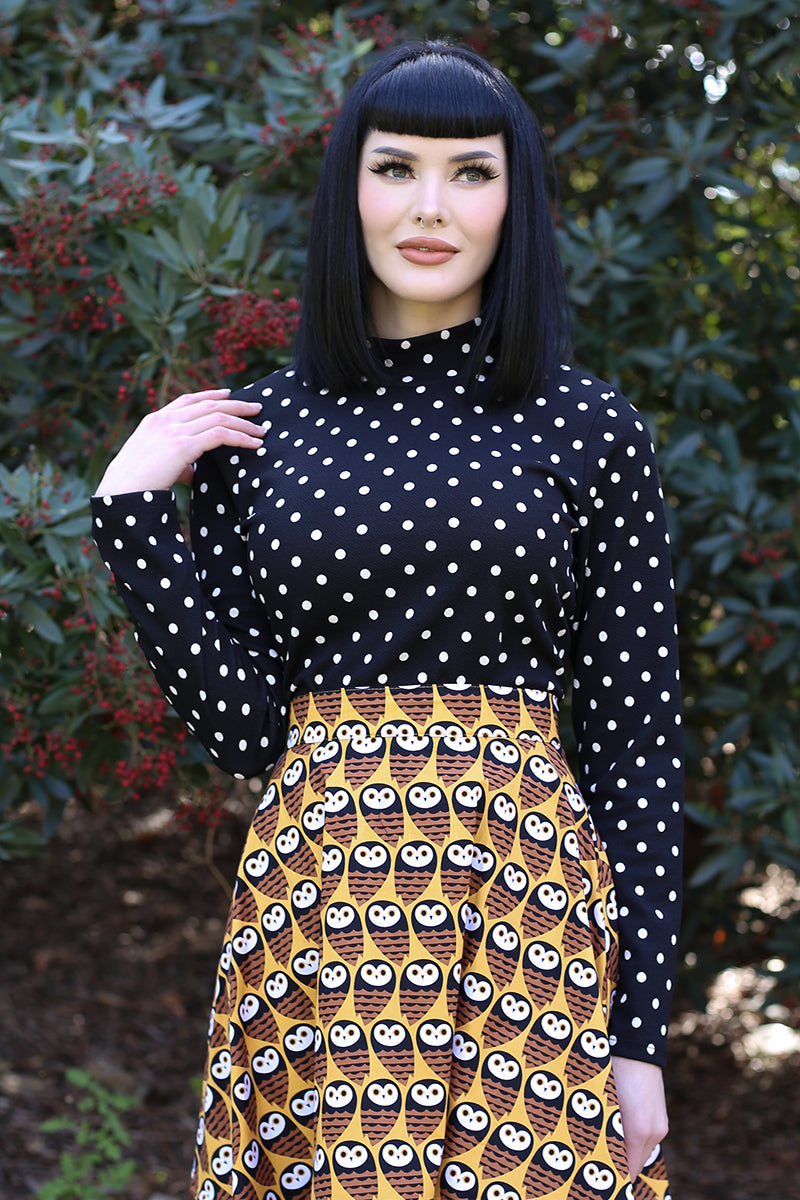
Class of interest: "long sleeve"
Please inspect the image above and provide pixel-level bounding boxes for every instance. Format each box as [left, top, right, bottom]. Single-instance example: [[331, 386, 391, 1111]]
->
[[570, 395, 684, 1066], [90, 452, 286, 778]]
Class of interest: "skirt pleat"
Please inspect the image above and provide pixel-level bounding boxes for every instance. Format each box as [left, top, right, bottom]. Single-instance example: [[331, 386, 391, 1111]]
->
[[191, 685, 670, 1200]]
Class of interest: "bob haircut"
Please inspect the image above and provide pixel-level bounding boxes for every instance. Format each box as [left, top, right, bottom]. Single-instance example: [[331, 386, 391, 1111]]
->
[[293, 40, 572, 403]]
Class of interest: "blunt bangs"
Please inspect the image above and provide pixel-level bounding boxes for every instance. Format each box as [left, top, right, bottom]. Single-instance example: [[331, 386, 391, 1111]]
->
[[357, 50, 509, 141]]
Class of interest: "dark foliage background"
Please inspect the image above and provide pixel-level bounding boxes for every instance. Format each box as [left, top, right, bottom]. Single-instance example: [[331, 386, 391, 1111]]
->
[[1, 0, 799, 1010]]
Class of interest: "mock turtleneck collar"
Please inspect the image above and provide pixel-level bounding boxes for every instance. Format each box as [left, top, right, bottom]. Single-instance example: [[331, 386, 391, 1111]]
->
[[367, 317, 495, 393]]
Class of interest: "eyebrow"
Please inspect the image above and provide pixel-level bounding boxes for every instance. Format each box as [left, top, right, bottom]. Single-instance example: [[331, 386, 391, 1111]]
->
[[368, 144, 500, 163]]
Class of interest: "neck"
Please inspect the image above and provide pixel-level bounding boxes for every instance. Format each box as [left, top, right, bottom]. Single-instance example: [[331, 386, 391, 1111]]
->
[[367, 281, 482, 340]]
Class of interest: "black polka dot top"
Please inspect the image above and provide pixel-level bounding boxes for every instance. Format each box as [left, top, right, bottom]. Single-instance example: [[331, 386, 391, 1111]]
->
[[92, 317, 683, 1066]]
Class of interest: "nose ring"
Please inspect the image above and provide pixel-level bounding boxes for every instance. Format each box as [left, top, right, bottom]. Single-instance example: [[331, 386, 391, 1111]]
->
[[418, 217, 439, 230]]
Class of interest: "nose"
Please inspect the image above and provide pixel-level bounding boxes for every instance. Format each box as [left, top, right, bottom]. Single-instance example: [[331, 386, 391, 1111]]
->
[[411, 173, 448, 229]]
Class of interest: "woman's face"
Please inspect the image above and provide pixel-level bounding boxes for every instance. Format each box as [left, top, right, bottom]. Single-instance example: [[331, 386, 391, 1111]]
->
[[358, 130, 508, 339]]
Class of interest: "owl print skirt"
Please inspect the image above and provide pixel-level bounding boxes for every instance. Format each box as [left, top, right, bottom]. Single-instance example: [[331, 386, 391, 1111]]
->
[[192, 685, 670, 1200]]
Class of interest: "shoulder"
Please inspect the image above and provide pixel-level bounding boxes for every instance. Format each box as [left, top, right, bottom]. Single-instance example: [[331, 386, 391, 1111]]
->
[[546, 365, 654, 454], [230, 361, 313, 419], [195, 363, 317, 495], [545, 365, 639, 425]]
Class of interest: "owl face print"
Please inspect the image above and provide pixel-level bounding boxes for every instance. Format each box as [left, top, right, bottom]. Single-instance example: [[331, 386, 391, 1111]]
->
[[480, 1121, 534, 1175]]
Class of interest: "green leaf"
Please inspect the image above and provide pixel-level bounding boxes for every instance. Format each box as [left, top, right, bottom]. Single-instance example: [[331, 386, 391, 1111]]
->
[[689, 844, 749, 887], [619, 156, 672, 186], [151, 226, 192, 273], [636, 178, 681, 221], [41, 530, 70, 570], [19, 598, 63, 643], [116, 271, 158, 316], [177, 201, 209, 263], [697, 615, 746, 646], [710, 544, 738, 575], [708, 713, 751, 753], [692, 531, 736, 555], [727, 786, 774, 812], [75, 152, 95, 187], [552, 114, 598, 155], [216, 179, 245, 233], [761, 634, 800, 673], [761, 607, 800, 625], [49, 515, 91, 538], [704, 373, 746, 406]]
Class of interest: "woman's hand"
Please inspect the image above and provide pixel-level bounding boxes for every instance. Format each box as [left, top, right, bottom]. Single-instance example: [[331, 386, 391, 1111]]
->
[[611, 1055, 669, 1181], [94, 388, 266, 497]]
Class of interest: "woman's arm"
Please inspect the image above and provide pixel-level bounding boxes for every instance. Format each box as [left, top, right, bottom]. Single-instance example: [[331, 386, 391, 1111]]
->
[[91, 386, 287, 777], [571, 392, 684, 1068]]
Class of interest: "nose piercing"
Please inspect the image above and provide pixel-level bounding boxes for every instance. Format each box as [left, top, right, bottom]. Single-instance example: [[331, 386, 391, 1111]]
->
[[418, 217, 439, 230]]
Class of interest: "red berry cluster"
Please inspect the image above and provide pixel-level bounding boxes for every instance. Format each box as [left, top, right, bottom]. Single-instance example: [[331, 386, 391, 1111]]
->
[[92, 162, 180, 220], [577, 12, 614, 44], [2, 698, 86, 780], [259, 93, 341, 164], [73, 627, 188, 802], [743, 611, 779, 655], [3, 182, 92, 308], [604, 102, 637, 124], [603, 101, 638, 148], [202, 289, 300, 377], [463, 26, 497, 57], [344, 11, 396, 51], [4, 465, 77, 532], [174, 786, 230, 831], [2, 165, 177, 331], [289, 11, 395, 52], [66, 274, 127, 333], [738, 527, 790, 578]]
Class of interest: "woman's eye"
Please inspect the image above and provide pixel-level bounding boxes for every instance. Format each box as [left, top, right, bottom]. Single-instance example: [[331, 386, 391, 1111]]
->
[[457, 165, 497, 183], [369, 159, 412, 179]]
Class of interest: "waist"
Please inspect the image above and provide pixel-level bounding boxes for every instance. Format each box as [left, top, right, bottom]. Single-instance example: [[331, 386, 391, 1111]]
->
[[287, 684, 561, 745]]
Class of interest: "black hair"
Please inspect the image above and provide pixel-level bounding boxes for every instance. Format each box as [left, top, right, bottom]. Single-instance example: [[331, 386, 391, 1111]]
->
[[292, 40, 572, 403]]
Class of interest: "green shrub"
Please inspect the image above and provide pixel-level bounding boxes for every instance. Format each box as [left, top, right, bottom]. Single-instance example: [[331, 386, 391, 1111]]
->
[[0, 0, 363, 840]]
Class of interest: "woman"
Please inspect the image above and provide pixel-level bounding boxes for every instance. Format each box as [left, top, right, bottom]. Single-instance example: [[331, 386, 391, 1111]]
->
[[92, 40, 682, 1200]]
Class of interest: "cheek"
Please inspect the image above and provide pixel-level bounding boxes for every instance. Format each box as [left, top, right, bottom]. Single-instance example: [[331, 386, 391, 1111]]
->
[[479, 194, 510, 243], [358, 176, 396, 239], [466, 191, 508, 256]]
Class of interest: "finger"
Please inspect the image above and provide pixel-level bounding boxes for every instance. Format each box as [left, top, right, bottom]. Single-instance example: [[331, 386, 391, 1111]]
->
[[171, 388, 233, 408], [166, 399, 264, 423], [179, 411, 266, 440], [185, 397, 263, 416], [159, 399, 264, 428], [186, 425, 266, 457]]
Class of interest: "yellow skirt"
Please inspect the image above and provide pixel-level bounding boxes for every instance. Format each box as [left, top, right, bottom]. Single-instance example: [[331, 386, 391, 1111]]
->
[[192, 685, 670, 1200]]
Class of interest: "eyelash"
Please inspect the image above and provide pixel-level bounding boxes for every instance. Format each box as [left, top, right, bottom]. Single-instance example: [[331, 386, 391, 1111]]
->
[[367, 156, 500, 182]]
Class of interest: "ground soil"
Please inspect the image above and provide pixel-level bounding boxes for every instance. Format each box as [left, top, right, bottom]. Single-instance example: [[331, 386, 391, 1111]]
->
[[1, 793, 798, 1200]]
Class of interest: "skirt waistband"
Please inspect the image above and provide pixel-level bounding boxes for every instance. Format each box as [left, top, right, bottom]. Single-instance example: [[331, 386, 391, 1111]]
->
[[287, 684, 560, 743]]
